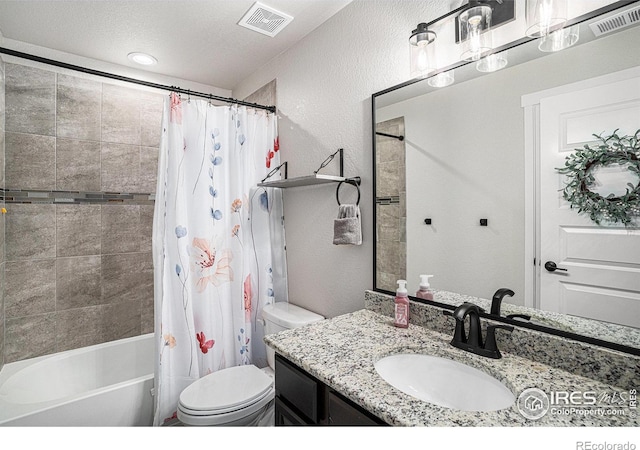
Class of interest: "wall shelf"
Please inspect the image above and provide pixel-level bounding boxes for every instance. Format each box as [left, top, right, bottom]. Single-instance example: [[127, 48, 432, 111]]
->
[[257, 148, 360, 189], [258, 174, 360, 188]]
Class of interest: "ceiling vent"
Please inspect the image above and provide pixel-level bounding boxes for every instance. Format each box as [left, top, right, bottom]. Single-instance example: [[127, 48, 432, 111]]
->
[[238, 2, 293, 37], [589, 5, 640, 37]]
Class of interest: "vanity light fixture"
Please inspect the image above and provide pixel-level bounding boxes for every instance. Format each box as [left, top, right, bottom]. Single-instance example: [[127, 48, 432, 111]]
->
[[537, 24, 579, 52], [409, 23, 437, 79], [127, 52, 158, 66], [409, 1, 515, 80], [458, 1, 493, 61], [525, 0, 568, 38]]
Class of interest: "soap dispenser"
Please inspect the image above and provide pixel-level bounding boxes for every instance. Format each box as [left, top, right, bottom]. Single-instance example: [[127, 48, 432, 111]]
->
[[415, 275, 434, 301], [394, 280, 409, 328]]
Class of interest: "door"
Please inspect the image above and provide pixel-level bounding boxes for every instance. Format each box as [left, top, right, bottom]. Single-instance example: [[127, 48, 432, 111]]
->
[[538, 75, 640, 328]]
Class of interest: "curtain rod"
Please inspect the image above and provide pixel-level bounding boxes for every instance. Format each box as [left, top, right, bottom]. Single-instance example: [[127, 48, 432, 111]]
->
[[0, 47, 276, 113]]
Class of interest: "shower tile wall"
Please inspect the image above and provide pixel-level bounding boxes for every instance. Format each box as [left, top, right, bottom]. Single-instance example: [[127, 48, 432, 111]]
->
[[1, 56, 5, 371], [2, 63, 163, 363], [375, 117, 406, 293]]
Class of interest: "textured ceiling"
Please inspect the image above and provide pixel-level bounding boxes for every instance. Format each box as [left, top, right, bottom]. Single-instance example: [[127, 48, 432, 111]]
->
[[0, 0, 352, 90]]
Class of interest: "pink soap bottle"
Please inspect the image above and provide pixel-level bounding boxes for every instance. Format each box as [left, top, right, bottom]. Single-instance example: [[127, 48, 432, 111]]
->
[[394, 280, 409, 328], [415, 275, 434, 301]]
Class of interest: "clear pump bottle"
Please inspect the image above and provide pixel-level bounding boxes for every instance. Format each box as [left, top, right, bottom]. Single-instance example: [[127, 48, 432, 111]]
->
[[394, 280, 409, 328], [415, 275, 434, 301]]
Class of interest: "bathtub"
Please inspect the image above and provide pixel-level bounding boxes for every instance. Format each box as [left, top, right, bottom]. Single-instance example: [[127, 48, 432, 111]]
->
[[0, 333, 154, 426]]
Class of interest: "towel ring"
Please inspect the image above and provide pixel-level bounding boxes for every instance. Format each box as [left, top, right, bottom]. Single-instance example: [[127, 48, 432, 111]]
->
[[336, 179, 360, 206]]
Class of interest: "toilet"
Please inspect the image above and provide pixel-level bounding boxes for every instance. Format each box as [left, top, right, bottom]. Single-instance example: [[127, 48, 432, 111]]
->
[[176, 302, 324, 426]]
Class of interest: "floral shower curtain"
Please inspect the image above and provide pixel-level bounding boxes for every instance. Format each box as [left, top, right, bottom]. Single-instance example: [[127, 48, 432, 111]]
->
[[152, 93, 285, 425]]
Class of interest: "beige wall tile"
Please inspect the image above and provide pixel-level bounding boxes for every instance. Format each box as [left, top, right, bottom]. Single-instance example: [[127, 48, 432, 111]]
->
[[103, 300, 141, 341], [5, 64, 55, 136], [140, 92, 163, 148], [101, 142, 140, 192], [5, 259, 56, 318], [0, 130, 5, 187], [57, 74, 102, 141], [101, 84, 141, 145], [56, 204, 101, 257], [101, 205, 140, 254], [6, 204, 56, 260], [101, 252, 153, 305], [56, 306, 103, 351], [56, 138, 101, 191], [56, 256, 102, 311], [5, 132, 56, 190], [139, 205, 154, 252], [139, 146, 158, 193], [5, 313, 56, 362]]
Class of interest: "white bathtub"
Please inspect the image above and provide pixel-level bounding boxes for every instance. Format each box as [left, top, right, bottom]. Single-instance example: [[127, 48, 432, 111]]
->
[[0, 333, 154, 426]]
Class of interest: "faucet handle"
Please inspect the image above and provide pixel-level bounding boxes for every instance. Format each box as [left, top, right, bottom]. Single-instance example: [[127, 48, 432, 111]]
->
[[483, 324, 514, 359]]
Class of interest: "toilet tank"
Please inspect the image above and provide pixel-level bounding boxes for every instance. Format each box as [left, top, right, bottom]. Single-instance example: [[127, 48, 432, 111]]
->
[[262, 302, 324, 369]]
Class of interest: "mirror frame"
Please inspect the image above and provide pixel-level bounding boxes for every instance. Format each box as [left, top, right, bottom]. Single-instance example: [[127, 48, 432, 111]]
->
[[371, 0, 640, 357]]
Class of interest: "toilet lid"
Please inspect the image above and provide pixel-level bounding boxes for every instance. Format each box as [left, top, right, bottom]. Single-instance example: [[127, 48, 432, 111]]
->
[[179, 365, 274, 412]]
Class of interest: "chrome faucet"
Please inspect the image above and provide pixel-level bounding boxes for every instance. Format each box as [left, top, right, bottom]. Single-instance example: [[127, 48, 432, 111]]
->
[[444, 302, 514, 359]]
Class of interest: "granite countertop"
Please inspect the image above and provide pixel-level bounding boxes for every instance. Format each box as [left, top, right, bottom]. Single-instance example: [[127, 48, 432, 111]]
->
[[265, 309, 638, 426]]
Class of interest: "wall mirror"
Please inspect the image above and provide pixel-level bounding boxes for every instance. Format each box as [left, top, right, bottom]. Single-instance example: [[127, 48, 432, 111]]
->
[[372, 0, 640, 355]]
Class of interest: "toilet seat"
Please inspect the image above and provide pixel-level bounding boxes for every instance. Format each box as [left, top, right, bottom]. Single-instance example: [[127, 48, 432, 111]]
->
[[177, 365, 275, 426]]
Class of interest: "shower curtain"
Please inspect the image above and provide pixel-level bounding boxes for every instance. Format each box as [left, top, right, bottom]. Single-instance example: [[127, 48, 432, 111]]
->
[[152, 93, 286, 425]]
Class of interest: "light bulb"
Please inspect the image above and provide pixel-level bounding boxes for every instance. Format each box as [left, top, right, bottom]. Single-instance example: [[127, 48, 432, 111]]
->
[[416, 44, 429, 72], [468, 15, 483, 57]]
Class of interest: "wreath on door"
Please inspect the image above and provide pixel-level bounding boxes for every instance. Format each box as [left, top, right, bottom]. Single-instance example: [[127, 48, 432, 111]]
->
[[557, 129, 640, 226]]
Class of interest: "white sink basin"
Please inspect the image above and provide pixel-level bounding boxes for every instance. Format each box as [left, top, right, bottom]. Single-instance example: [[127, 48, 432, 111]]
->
[[374, 354, 515, 411]]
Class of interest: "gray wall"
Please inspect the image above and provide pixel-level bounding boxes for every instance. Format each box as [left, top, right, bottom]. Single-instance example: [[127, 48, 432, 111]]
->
[[243, 79, 276, 111], [0, 56, 5, 370], [2, 62, 163, 364]]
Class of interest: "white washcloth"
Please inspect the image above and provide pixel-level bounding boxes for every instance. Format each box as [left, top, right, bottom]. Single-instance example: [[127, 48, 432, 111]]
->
[[333, 204, 362, 245]]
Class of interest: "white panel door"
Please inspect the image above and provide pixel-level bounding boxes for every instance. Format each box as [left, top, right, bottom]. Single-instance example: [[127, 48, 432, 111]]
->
[[538, 75, 640, 328]]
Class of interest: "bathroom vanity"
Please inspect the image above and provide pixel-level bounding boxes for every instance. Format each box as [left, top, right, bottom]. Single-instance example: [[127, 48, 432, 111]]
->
[[266, 292, 639, 427], [274, 354, 386, 426]]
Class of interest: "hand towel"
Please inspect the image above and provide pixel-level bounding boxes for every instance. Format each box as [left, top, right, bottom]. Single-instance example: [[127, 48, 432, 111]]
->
[[333, 204, 362, 245]]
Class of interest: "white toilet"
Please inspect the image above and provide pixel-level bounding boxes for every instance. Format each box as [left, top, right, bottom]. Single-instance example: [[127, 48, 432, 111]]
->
[[176, 302, 324, 426]]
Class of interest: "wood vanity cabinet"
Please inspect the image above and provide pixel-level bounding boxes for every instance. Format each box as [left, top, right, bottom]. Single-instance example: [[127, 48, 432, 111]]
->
[[274, 354, 387, 426]]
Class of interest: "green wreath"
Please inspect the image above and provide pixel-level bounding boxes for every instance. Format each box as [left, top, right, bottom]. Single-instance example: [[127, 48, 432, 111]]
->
[[557, 129, 640, 226]]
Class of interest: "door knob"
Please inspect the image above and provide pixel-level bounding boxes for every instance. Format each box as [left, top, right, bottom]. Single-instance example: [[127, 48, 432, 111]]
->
[[544, 261, 568, 272]]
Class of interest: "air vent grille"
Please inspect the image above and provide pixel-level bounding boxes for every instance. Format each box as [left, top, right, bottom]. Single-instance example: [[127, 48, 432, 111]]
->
[[238, 2, 293, 37], [589, 5, 640, 37]]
